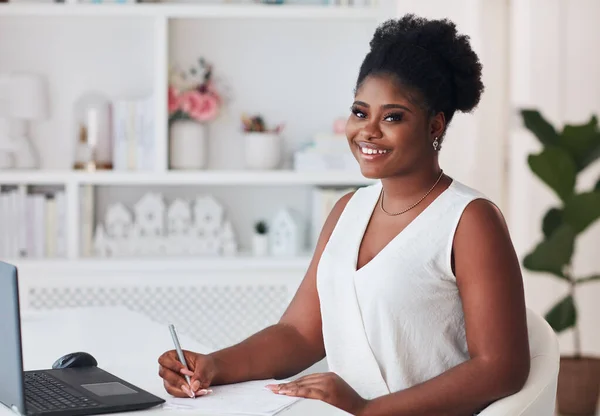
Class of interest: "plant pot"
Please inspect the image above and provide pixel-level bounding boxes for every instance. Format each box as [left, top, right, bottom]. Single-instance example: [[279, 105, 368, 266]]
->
[[244, 132, 281, 170], [169, 120, 208, 170], [557, 356, 600, 416], [252, 234, 269, 256]]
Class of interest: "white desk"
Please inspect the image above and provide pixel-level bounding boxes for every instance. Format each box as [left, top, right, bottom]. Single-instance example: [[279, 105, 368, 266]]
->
[[1, 307, 349, 416]]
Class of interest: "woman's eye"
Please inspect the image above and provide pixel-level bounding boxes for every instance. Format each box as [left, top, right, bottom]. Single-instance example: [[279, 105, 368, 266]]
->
[[384, 112, 403, 122], [351, 107, 366, 119]]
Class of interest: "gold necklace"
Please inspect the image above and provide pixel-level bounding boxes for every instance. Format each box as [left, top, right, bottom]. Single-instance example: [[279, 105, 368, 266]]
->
[[380, 170, 445, 216]]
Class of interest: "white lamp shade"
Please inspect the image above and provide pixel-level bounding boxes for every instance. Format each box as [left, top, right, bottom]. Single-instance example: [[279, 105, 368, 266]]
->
[[8, 72, 49, 120]]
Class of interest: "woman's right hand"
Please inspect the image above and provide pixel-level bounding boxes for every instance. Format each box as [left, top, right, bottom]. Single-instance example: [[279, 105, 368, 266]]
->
[[158, 350, 219, 398]]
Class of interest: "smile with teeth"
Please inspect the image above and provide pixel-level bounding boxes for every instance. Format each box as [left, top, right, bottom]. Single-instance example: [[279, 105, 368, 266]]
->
[[360, 147, 390, 155]]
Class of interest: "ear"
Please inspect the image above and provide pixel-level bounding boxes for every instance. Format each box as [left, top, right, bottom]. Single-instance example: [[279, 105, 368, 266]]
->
[[429, 112, 446, 140]]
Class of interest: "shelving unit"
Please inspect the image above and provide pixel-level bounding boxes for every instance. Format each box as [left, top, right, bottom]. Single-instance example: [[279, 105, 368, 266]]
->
[[0, 1, 388, 276]]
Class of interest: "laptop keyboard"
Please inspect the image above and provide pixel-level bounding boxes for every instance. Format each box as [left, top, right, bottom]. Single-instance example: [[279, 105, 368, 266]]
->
[[25, 372, 100, 412]]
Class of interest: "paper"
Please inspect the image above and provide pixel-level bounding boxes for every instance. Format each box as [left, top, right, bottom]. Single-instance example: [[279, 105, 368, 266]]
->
[[164, 379, 301, 415]]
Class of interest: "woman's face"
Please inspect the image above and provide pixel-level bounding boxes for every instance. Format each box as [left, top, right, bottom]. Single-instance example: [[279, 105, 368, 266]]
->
[[345, 74, 436, 179]]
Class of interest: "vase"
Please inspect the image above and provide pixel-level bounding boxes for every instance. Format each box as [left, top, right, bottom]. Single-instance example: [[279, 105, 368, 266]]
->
[[244, 132, 281, 170], [252, 234, 270, 256], [556, 356, 600, 416], [170, 120, 208, 170]]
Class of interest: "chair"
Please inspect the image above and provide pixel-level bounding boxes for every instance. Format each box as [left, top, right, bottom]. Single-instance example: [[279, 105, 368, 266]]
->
[[478, 308, 560, 416]]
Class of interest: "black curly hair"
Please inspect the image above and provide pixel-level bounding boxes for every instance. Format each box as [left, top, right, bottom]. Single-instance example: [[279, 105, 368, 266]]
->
[[356, 14, 484, 131]]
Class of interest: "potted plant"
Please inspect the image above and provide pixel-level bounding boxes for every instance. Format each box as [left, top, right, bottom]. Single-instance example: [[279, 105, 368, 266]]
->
[[252, 220, 269, 256], [520, 109, 600, 416], [168, 57, 224, 170], [241, 113, 284, 170]]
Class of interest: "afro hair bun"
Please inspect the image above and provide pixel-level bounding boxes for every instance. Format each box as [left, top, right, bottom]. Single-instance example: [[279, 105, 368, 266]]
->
[[358, 14, 484, 120]]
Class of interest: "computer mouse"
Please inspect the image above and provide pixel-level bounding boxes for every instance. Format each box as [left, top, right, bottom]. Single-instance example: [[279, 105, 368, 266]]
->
[[52, 352, 98, 369]]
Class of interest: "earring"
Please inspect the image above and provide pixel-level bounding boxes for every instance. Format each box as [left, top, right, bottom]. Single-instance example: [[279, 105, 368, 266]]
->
[[433, 137, 440, 151]]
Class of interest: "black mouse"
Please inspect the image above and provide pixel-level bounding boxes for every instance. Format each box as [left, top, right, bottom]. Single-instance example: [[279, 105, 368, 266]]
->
[[52, 352, 98, 369]]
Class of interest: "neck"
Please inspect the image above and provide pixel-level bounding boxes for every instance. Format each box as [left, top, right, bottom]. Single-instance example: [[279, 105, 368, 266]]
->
[[380, 164, 444, 203]]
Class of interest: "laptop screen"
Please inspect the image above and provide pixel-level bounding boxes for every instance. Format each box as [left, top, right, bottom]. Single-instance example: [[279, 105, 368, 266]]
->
[[0, 261, 26, 414]]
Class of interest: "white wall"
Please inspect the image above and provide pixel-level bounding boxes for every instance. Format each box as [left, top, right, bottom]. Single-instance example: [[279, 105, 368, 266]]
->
[[508, 0, 600, 356]]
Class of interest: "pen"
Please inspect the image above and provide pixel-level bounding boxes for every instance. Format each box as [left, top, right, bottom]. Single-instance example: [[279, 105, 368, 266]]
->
[[168, 323, 194, 398]]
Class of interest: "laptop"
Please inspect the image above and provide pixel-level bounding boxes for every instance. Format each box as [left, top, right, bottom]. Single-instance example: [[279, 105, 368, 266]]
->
[[0, 261, 165, 416]]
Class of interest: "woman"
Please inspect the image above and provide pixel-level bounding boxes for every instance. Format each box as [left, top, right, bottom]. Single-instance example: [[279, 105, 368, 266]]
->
[[158, 14, 530, 416]]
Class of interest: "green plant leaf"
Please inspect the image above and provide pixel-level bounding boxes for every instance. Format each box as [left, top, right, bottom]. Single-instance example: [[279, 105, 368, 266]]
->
[[523, 224, 575, 279], [521, 109, 559, 146], [542, 208, 563, 238], [559, 115, 600, 171], [563, 192, 600, 233], [527, 146, 576, 201], [545, 295, 577, 333], [580, 143, 600, 171], [577, 275, 600, 284]]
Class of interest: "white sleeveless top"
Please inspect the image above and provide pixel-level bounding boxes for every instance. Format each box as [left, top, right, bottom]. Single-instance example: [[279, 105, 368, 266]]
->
[[316, 179, 489, 399]]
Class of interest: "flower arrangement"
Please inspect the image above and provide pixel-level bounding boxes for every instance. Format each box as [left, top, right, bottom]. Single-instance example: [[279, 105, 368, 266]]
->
[[168, 57, 223, 125], [241, 113, 284, 134]]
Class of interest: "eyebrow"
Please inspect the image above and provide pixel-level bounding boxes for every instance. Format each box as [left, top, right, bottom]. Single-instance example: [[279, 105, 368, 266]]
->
[[353, 101, 413, 113]]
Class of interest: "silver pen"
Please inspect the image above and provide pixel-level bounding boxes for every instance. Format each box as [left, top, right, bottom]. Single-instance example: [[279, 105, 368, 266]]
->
[[168, 323, 194, 397]]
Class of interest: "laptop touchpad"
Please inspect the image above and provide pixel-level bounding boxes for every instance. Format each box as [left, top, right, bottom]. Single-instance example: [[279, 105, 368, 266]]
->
[[81, 382, 138, 396]]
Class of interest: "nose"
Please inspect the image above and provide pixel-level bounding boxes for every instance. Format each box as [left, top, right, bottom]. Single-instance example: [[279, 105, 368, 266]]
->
[[359, 118, 383, 141]]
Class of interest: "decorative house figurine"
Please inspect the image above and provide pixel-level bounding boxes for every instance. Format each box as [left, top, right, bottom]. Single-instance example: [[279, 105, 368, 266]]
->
[[133, 192, 165, 255], [194, 195, 223, 229], [270, 208, 304, 256], [105, 203, 133, 239], [93, 224, 113, 257], [93, 193, 238, 258], [167, 198, 192, 236], [220, 221, 238, 256], [134, 192, 165, 237]]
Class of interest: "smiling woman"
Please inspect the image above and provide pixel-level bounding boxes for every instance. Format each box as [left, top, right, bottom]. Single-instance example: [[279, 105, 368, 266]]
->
[[157, 14, 530, 416]]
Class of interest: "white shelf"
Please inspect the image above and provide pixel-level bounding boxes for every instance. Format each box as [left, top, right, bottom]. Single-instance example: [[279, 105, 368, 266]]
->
[[0, 170, 375, 186], [0, 3, 379, 19], [8, 254, 312, 272]]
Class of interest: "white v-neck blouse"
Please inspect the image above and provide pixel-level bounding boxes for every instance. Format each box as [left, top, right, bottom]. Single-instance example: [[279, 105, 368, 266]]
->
[[316, 179, 489, 399]]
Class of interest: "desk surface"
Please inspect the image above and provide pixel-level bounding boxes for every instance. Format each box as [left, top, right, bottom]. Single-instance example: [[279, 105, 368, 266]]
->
[[1, 307, 349, 416]]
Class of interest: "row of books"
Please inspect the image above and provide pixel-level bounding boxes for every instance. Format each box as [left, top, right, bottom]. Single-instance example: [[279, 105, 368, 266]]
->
[[112, 96, 155, 171], [0, 188, 67, 259]]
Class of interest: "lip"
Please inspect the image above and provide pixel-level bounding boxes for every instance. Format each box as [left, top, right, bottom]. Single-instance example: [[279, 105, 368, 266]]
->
[[355, 141, 392, 161]]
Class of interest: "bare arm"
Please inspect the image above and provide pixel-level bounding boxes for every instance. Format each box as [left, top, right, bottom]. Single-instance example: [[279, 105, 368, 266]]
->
[[360, 199, 531, 416], [209, 192, 356, 385]]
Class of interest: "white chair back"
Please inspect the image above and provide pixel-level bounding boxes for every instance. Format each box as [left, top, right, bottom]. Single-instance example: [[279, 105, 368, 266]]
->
[[478, 308, 560, 416]]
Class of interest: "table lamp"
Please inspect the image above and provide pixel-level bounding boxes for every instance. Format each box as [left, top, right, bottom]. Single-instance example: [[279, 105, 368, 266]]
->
[[6, 72, 49, 169]]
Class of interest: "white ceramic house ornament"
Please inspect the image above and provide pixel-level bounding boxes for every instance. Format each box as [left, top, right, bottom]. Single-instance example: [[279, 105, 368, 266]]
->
[[133, 192, 166, 255], [134, 192, 166, 237], [193, 195, 223, 231], [93, 224, 114, 257], [270, 208, 304, 256], [166, 198, 192, 256], [220, 220, 238, 256], [105, 203, 133, 239]]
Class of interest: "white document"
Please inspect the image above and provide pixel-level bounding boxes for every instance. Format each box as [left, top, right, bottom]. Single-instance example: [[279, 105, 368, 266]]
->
[[164, 379, 301, 415]]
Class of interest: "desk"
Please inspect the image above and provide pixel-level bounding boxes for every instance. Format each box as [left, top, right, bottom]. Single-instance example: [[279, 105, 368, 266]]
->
[[1, 307, 349, 416]]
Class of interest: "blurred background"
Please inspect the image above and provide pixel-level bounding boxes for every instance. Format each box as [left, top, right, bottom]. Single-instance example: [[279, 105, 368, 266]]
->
[[0, 0, 598, 414]]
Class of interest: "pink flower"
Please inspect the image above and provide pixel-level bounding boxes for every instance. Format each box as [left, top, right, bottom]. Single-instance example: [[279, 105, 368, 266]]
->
[[168, 87, 181, 114], [181, 90, 220, 122]]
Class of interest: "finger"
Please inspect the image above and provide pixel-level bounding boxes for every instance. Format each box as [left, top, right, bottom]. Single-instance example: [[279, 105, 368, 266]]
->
[[291, 373, 328, 383], [158, 351, 186, 373], [163, 380, 188, 398], [158, 365, 187, 388], [277, 386, 325, 401]]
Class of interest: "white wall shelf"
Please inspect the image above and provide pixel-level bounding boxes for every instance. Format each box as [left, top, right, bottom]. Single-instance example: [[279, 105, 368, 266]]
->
[[8, 254, 312, 273], [0, 170, 374, 186], [0, 3, 379, 19]]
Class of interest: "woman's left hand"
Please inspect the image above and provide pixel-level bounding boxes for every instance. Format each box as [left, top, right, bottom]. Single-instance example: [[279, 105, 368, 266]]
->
[[266, 372, 368, 415]]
